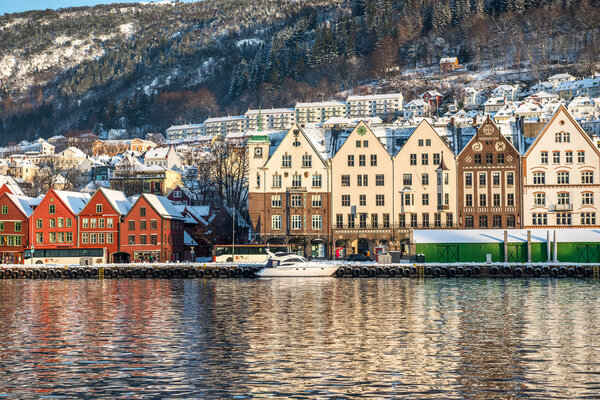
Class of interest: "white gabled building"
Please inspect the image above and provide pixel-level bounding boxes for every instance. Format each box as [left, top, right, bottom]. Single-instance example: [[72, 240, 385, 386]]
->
[[404, 99, 430, 118], [567, 96, 595, 120], [548, 73, 576, 88], [522, 105, 600, 228], [144, 146, 182, 169]]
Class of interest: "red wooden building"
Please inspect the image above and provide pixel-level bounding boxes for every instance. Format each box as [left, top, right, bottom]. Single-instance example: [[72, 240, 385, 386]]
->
[[30, 189, 91, 250], [0, 193, 36, 264], [78, 188, 132, 263], [167, 185, 192, 206], [120, 193, 186, 262]]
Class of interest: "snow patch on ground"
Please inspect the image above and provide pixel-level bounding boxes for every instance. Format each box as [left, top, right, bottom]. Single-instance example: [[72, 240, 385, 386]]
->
[[236, 38, 264, 48], [140, 0, 175, 5], [119, 23, 135, 35]]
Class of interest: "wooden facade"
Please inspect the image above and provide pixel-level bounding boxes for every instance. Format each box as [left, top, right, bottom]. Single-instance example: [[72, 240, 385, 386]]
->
[[457, 118, 522, 229]]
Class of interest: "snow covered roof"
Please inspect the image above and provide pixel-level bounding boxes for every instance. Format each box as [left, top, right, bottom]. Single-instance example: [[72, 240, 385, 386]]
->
[[346, 93, 402, 101], [439, 57, 457, 64], [204, 115, 245, 123], [6, 194, 36, 217], [244, 107, 295, 115], [549, 73, 574, 80], [406, 99, 428, 107], [60, 147, 87, 158], [98, 188, 132, 215], [295, 100, 346, 108], [54, 190, 91, 214], [0, 176, 24, 196], [134, 193, 183, 220], [184, 231, 198, 246], [145, 147, 171, 159]]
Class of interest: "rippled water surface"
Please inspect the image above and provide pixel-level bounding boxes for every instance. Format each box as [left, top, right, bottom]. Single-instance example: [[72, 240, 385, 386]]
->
[[0, 278, 599, 399]]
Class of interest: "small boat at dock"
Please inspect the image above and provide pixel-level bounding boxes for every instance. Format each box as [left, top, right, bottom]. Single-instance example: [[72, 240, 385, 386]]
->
[[256, 251, 339, 277]]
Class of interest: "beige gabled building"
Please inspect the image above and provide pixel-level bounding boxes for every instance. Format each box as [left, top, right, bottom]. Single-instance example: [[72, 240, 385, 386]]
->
[[523, 105, 600, 228], [331, 121, 394, 258], [248, 124, 331, 258], [393, 121, 457, 238]]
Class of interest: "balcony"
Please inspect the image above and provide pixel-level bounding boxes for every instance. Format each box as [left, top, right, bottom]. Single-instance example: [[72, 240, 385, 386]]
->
[[554, 203, 573, 211], [437, 204, 450, 211]]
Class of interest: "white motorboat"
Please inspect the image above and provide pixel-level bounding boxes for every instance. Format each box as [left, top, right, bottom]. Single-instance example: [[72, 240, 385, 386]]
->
[[257, 251, 339, 277]]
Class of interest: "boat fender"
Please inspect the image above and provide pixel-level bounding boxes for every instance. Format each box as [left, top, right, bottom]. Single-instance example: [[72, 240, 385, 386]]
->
[[198, 269, 205, 278], [103, 269, 111, 278], [558, 266, 567, 275], [567, 268, 575, 277], [489, 266, 499, 275], [40, 270, 47, 279], [448, 268, 456, 277], [502, 265, 511, 274], [584, 268, 592, 278], [174, 268, 182, 277], [234, 268, 242, 276], [375, 267, 383, 275], [336, 268, 345, 278], [456, 266, 464, 275], [139, 269, 147, 279], [513, 267, 523, 278], [91, 268, 98, 277], [389, 268, 396, 277], [360, 267, 368, 276], [575, 265, 583, 275], [84, 270, 91, 279], [54, 270, 61, 279], [25, 270, 33, 279], [534, 268, 542, 277], [368, 268, 376, 277], [77, 269, 84, 278], [383, 267, 390, 275], [189, 268, 198, 277], [525, 266, 534, 275], [118, 268, 125, 277], [133, 268, 141, 277], [124, 269, 132, 278], [550, 268, 559, 277], [345, 267, 353, 275], [473, 266, 481, 275], [464, 268, 472, 277], [403, 268, 410, 277], [410, 266, 417, 275], [542, 266, 550, 275], [219, 268, 228, 276], [425, 266, 433, 275], [0, 270, 4, 279], [433, 268, 441, 277], [353, 268, 360, 277], [33, 269, 40, 279], [205, 268, 213, 277], [440, 266, 448, 275], [63, 269, 71, 279]]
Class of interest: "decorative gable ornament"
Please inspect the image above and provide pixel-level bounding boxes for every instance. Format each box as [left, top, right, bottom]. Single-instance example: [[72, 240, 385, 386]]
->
[[357, 125, 367, 136]]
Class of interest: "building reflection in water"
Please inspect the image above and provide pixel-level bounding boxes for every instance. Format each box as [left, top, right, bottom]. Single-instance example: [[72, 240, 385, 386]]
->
[[0, 278, 598, 398]]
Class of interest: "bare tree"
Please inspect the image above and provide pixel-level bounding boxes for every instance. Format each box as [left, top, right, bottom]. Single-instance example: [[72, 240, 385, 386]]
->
[[212, 138, 248, 214]]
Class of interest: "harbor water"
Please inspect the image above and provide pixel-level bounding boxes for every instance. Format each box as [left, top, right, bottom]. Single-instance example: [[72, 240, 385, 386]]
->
[[0, 278, 599, 398]]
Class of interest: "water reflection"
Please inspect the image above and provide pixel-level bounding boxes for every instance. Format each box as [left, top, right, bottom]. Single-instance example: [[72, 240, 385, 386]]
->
[[0, 278, 599, 398]]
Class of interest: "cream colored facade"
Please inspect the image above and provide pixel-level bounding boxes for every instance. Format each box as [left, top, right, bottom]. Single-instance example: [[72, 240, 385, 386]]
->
[[331, 122, 395, 255], [393, 121, 457, 230], [346, 93, 403, 119], [295, 101, 347, 124], [203, 116, 245, 137], [244, 108, 296, 131], [523, 105, 600, 228]]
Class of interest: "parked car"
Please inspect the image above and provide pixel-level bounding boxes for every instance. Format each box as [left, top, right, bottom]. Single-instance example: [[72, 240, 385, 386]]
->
[[346, 254, 372, 262]]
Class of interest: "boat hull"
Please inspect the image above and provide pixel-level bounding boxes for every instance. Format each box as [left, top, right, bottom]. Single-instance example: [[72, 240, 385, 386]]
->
[[257, 265, 339, 277]]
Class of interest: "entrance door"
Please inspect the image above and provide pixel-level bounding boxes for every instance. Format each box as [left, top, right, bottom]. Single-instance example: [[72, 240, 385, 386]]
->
[[507, 244, 527, 262], [437, 245, 459, 263], [357, 239, 370, 256], [576, 245, 600, 262]]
